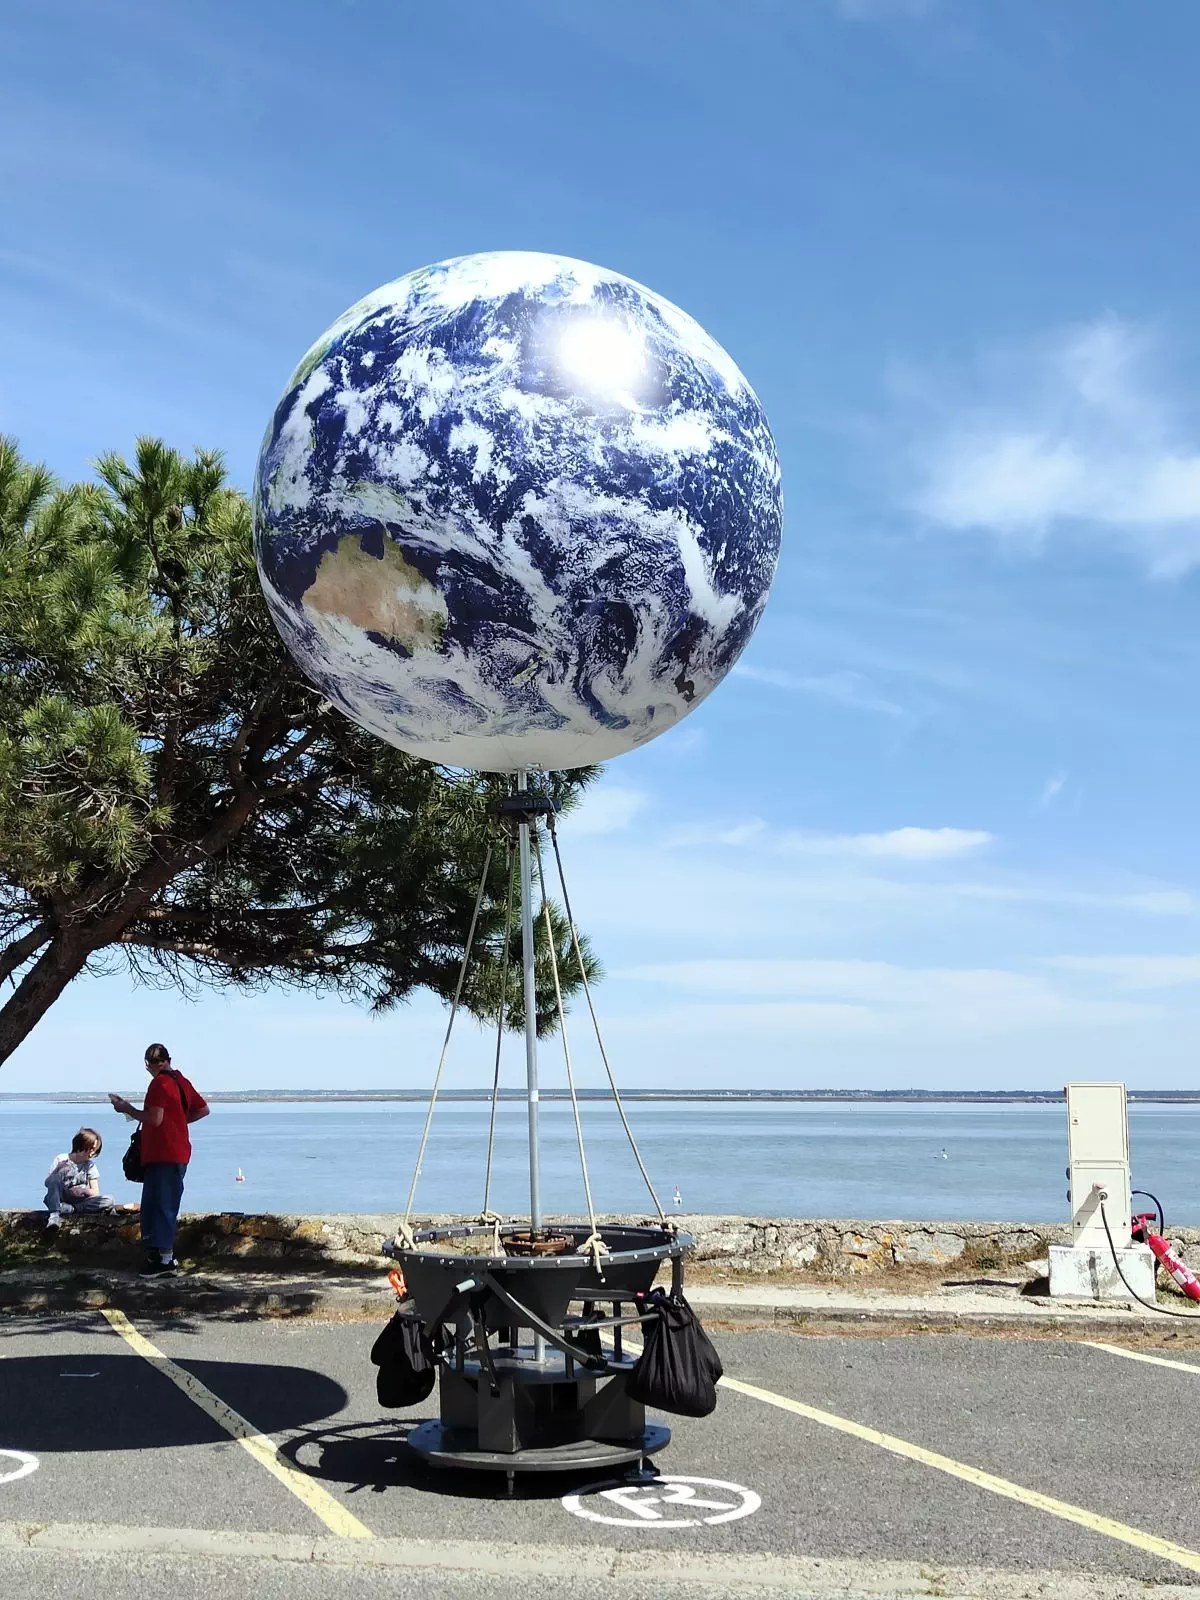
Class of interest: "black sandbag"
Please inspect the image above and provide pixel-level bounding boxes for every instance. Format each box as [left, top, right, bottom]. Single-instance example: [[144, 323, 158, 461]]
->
[[627, 1288, 723, 1418], [370, 1306, 438, 1407]]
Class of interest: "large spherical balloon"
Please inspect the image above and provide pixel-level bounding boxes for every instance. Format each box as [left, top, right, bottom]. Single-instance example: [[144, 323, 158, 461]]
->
[[254, 251, 782, 772]]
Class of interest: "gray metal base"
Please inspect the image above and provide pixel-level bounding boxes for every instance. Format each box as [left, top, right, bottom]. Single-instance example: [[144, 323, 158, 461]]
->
[[406, 1419, 670, 1474]]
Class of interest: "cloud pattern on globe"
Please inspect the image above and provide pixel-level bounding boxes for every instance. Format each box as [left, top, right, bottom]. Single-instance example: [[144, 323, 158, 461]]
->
[[254, 251, 782, 772]]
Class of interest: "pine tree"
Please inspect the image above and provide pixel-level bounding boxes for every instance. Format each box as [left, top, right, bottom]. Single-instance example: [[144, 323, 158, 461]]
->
[[0, 436, 597, 1067]]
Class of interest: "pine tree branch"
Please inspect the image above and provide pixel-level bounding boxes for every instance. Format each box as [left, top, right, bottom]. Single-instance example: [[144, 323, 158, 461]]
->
[[0, 922, 52, 985]]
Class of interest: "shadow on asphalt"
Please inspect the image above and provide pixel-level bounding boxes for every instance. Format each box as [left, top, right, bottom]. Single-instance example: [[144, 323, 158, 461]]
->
[[0, 1356, 349, 1449], [279, 1420, 613, 1502]]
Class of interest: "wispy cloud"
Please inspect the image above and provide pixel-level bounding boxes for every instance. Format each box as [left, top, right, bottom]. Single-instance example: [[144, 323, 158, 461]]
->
[[1048, 954, 1200, 990], [663, 821, 989, 860], [1037, 771, 1068, 811], [781, 826, 994, 862], [563, 813, 1194, 961], [909, 317, 1200, 576], [566, 784, 647, 837], [733, 662, 906, 718], [618, 958, 1152, 1034]]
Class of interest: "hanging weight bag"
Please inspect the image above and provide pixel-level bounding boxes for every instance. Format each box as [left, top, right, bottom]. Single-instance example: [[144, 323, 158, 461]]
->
[[370, 1305, 439, 1407], [627, 1287, 723, 1418]]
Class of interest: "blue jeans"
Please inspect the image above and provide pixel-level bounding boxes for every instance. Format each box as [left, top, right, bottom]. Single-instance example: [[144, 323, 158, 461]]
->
[[140, 1162, 187, 1255], [44, 1175, 115, 1213]]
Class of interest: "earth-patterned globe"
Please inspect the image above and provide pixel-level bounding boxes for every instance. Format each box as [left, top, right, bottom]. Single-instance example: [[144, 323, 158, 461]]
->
[[254, 251, 782, 772]]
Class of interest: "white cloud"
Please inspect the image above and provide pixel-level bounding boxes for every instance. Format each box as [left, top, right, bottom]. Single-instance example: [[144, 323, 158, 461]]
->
[[1048, 954, 1200, 990], [617, 958, 1152, 1034], [911, 317, 1200, 576], [733, 662, 906, 718], [781, 826, 994, 862], [563, 817, 1193, 967], [564, 785, 647, 837], [1037, 771, 1067, 811], [662, 821, 991, 861]]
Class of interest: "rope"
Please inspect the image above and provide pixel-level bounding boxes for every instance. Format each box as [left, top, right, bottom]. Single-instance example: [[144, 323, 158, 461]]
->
[[532, 828, 605, 1270], [547, 814, 668, 1226], [482, 842, 518, 1215], [475, 1208, 505, 1257], [402, 843, 494, 1227]]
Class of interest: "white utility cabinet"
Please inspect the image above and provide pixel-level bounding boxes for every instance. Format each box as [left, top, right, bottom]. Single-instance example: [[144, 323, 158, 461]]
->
[[1048, 1081, 1155, 1301], [1066, 1081, 1131, 1248]]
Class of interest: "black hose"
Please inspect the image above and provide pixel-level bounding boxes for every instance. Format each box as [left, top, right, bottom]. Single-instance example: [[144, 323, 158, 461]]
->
[[1099, 1198, 1200, 1319], [1131, 1189, 1165, 1236]]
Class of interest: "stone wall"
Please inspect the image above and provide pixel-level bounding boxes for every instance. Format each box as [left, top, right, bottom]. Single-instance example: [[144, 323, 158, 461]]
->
[[0, 1208, 1143, 1275]]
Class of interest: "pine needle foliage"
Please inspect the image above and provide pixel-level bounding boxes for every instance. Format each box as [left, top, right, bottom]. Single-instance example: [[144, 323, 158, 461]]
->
[[0, 436, 599, 1067]]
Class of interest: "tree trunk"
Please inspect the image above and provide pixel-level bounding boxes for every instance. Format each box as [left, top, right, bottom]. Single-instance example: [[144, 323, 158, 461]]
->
[[0, 935, 92, 1065]]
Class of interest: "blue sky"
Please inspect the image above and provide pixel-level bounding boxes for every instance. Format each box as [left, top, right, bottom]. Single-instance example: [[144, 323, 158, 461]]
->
[[5, 0, 1200, 1092]]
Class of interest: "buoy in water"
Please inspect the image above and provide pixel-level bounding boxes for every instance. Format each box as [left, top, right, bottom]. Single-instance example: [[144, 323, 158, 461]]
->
[[235, 1168, 245, 1184]]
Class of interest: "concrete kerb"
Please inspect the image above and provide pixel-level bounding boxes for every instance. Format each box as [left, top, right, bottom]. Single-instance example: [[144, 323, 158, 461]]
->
[[0, 1262, 1189, 1338], [0, 1523, 1192, 1599]]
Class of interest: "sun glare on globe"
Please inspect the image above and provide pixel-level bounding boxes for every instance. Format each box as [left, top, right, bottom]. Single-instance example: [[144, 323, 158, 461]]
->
[[555, 315, 646, 399]]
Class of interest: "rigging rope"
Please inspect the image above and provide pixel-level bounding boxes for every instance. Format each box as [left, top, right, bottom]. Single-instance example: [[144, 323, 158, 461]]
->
[[401, 842, 494, 1229], [548, 812, 668, 1226], [532, 828, 607, 1273], [481, 841, 518, 1218]]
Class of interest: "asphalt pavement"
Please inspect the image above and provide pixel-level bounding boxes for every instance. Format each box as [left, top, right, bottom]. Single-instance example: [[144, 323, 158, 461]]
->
[[2, 1310, 1200, 1598]]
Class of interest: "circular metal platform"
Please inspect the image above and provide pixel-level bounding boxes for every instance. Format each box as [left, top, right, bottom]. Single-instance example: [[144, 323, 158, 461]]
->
[[406, 1420, 670, 1474]]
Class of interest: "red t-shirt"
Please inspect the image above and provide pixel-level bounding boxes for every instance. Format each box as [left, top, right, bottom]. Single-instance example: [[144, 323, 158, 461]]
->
[[141, 1069, 206, 1166]]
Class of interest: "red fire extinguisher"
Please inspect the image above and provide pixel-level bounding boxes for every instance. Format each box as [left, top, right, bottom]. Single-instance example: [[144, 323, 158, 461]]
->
[[1132, 1211, 1200, 1302]]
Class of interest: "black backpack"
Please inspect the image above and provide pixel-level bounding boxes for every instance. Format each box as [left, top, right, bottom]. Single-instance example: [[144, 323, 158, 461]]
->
[[121, 1129, 145, 1184], [627, 1288, 723, 1418], [370, 1306, 439, 1408]]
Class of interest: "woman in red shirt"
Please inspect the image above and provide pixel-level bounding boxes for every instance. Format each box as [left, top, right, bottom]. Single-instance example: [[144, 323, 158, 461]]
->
[[110, 1043, 209, 1276]]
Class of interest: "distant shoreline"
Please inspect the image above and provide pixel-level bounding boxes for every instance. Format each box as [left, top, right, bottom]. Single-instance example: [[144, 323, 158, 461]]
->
[[3, 1089, 1198, 1105]]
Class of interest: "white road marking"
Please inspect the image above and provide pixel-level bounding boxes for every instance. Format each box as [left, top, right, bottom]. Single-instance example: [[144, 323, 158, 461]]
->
[[0, 1451, 38, 1485], [612, 1327, 1200, 1575], [563, 1475, 761, 1528], [1085, 1341, 1200, 1377]]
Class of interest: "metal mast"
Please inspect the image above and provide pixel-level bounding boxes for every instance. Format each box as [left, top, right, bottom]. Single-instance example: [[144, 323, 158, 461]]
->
[[516, 767, 542, 1238]]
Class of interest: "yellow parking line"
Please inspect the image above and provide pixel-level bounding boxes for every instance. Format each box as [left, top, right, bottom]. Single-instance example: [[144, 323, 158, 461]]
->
[[101, 1308, 372, 1540], [1085, 1340, 1200, 1377], [714, 1371, 1200, 1576]]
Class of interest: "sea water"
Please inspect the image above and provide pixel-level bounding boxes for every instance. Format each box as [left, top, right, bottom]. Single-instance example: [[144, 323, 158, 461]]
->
[[3, 1098, 1199, 1224]]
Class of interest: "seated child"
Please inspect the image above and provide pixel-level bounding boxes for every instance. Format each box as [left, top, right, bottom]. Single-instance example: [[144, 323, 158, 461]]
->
[[45, 1128, 117, 1225]]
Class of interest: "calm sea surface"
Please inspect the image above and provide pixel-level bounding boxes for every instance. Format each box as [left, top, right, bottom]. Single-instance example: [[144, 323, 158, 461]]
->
[[3, 1099, 1199, 1223]]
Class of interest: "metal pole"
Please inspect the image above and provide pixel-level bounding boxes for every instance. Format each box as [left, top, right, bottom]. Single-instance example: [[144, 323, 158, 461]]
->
[[517, 767, 545, 1363], [518, 768, 542, 1238]]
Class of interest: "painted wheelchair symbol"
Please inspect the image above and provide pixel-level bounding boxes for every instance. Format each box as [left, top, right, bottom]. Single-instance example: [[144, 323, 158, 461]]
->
[[562, 1474, 761, 1527]]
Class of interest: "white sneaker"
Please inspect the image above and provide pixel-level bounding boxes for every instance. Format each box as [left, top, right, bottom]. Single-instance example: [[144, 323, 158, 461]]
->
[[46, 1212, 61, 1228], [58, 1203, 74, 1215]]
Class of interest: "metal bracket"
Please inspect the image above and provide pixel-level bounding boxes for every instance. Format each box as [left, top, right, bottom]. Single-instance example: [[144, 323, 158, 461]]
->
[[480, 1272, 621, 1373], [490, 790, 558, 838]]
